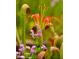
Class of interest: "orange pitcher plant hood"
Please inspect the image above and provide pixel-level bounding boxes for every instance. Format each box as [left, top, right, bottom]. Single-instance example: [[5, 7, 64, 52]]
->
[[32, 14, 52, 29], [43, 16, 52, 25], [32, 13, 40, 24]]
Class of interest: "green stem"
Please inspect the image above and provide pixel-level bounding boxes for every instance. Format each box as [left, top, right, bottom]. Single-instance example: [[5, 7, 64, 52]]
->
[[16, 28, 21, 46]]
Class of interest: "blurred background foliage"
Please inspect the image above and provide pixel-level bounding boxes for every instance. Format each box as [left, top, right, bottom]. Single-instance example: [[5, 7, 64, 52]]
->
[[16, 0, 63, 15]]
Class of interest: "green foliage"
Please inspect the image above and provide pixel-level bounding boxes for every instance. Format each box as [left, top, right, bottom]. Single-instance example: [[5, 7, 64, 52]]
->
[[36, 47, 41, 54], [52, 0, 63, 16], [43, 28, 53, 40], [56, 39, 63, 49], [31, 54, 36, 59], [51, 51, 60, 59], [60, 44, 63, 59], [24, 53, 30, 59]]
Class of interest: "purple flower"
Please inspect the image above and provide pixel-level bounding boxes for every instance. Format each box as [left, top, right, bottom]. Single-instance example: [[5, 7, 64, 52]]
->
[[35, 30, 42, 37], [41, 45, 47, 50], [17, 55, 25, 59], [30, 45, 36, 54], [20, 44, 24, 48], [19, 44, 25, 52], [31, 45, 36, 49], [16, 51, 20, 56], [16, 44, 25, 59], [19, 48, 24, 52], [30, 49, 35, 54]]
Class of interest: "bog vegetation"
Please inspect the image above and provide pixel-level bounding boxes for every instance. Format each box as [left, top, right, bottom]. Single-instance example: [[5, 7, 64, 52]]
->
[[16, 0, 63, 59]]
